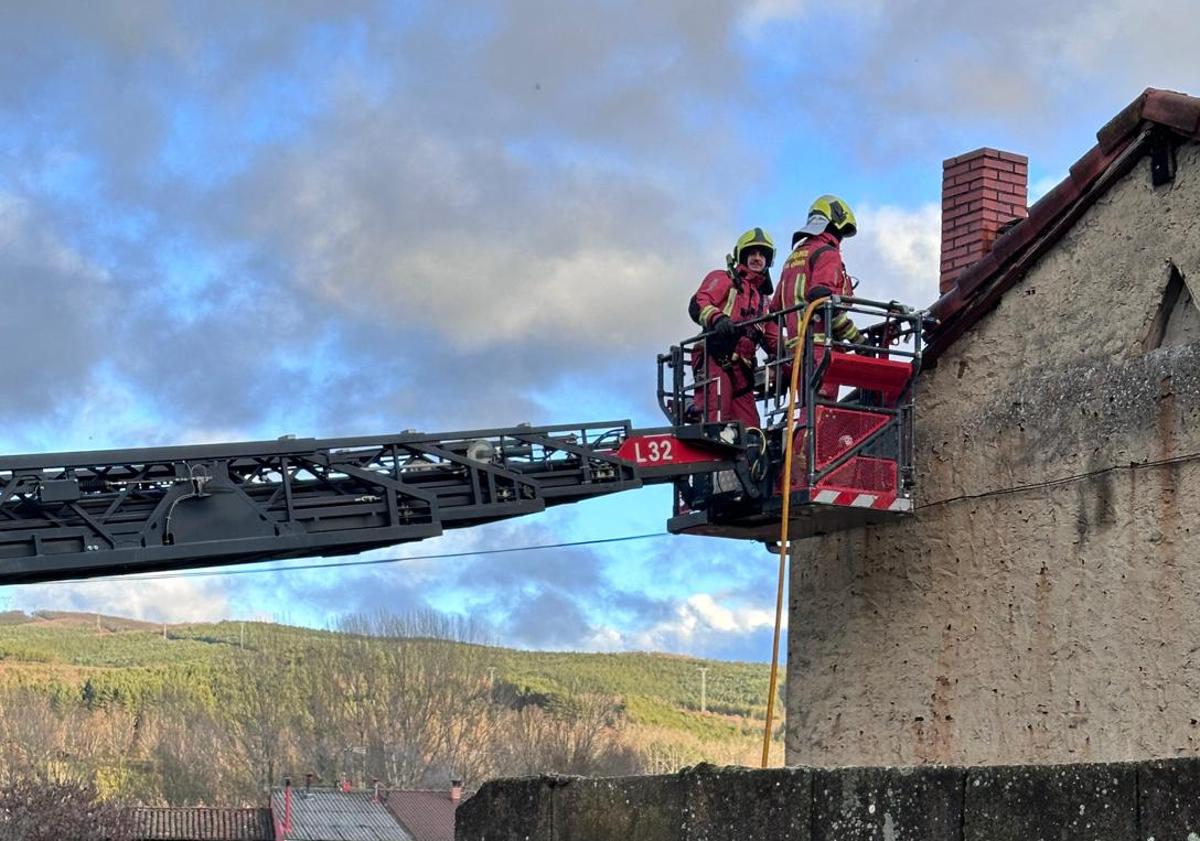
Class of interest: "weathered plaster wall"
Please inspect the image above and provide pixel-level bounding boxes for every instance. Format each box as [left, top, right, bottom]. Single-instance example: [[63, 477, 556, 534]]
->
[[786, 140, 1200, 767]]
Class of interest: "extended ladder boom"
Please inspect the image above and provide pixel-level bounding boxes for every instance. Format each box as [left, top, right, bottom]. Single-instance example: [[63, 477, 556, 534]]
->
[[0, 421, 739, 584], [0, 298, 930, 585]]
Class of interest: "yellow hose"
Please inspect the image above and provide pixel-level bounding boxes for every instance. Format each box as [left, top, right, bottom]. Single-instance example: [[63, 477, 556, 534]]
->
[[761, 297, 827, 768]]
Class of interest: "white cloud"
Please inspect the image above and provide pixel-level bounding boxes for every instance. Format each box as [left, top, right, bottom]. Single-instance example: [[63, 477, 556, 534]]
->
[[588, 591, 779, 655], [843, 202, 942, 307], [7, 577, 231, 624], [739, 0, 808, 31]]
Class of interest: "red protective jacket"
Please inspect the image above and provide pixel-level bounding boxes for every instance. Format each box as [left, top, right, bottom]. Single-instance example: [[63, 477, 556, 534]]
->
[[769, 231, 861, 350], [689, 265, 773, 363], [687, 265, 773, 426]]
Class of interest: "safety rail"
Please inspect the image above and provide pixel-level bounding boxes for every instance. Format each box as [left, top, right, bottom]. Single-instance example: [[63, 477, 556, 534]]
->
[[658, 297, 932, 538]]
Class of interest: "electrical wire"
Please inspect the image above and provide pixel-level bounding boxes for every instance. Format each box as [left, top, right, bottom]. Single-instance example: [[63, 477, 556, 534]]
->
[[35, 532, 670, 586], [761, 296, 826, 769], [916, 450, 1200, 510]]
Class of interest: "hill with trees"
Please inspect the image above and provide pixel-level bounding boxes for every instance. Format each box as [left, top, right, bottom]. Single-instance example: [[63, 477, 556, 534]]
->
[[0, 610, 781, 806]]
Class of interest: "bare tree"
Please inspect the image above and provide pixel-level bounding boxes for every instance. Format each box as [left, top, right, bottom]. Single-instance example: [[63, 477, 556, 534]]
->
[[0, 777, 131, 841]]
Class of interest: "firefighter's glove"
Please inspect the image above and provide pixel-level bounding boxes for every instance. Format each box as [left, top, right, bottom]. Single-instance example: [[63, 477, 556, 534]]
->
[[806, 285, 834, 302], [712, 316, 738, 338]]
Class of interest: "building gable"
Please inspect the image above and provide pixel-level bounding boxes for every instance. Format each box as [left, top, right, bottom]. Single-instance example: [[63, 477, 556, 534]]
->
[[929, 88, 1200, 362]]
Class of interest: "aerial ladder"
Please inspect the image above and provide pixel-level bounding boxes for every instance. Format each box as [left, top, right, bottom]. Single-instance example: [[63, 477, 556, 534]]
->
[[0, 298, 929, 585]]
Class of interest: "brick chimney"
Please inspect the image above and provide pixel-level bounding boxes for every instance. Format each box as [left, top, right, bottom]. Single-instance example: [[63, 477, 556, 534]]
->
[[940, 148, 1029, 293], [450, 778, 463, 804]]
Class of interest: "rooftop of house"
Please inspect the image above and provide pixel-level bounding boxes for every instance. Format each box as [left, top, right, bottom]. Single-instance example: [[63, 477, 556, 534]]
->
[[385, 789, 466, 841], [270, 787, 413, 841], [928, 87, 1200, 362], [130, 807, 274, 841]]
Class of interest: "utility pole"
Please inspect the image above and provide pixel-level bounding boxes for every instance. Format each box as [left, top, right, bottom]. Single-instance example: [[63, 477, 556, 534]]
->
[[698, 667, 708, 714], [487, 666, 496, 687], [162, 622, 167, 640], [240, 622, 245, 650]]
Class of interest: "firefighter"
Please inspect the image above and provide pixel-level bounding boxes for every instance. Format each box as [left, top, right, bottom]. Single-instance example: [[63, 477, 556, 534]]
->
[[768, 195, 863, 399], [688, 227, 776, 427]]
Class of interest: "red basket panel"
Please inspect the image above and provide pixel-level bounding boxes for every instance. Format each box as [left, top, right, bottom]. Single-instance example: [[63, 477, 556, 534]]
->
[[812, 406, 888, 469], [816, 456, 897, 495], [823, 351, 914, 401]]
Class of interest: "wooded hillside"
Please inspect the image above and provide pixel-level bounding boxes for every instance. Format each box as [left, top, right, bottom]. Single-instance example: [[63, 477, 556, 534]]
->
[[0, 610, 781, 805]]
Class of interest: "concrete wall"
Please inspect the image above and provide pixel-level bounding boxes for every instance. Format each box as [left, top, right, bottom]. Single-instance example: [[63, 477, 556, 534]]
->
[[787, 141, 1200, 766], [456, 759, 1200, 840]]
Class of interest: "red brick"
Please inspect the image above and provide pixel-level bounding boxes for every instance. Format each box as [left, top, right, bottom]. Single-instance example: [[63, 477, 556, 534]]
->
[[994, 150, 1028, 165], [942, 245, 972, 261], [944, 148, 991, 167], [944, 147, 1026, 168], [981, 197, 1018, 215], [943, 164, 974, 182], [944, 202, 979, 222], [942, 181, 975, 200], [996, 170, 1028, 187], [977, 175, 1008, 194], [945, 226, 985, 242]]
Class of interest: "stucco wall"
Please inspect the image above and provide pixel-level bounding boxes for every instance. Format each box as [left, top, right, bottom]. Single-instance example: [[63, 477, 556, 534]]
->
[[786, 140, 1200, 767]]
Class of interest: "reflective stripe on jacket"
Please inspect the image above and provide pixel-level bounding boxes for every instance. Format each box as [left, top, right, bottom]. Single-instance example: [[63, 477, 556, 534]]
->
[[689, 266, 772, 366]]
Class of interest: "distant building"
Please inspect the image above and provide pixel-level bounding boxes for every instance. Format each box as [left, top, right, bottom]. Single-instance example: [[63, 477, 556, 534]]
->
[[386, 779, 466, 841], [130, 807, 273, 841], [271, 784, 413, 841]]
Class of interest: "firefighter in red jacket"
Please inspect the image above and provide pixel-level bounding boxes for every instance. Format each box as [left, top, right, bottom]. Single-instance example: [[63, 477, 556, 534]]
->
[[688, 228, 776, 427], [769, 195, 863, 399]]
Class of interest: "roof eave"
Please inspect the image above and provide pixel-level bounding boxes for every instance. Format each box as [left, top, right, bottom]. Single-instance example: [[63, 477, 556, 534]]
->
[[924, 87, 1198, 364]]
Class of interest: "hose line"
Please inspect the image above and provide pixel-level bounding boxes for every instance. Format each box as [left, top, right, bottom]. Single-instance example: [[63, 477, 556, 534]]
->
[[761, 297, 827, 768]]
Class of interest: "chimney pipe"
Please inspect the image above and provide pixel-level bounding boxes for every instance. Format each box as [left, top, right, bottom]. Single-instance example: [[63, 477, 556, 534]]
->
[[940, 148, 1028, 294], [304, 773, 313, 798], [283, 777, 293, 834], [450, 778, 463, 804], [372, 778, 380, 803]]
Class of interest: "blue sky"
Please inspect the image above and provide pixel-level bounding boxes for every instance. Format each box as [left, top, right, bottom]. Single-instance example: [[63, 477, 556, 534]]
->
[[1, 1, 1198, 660]]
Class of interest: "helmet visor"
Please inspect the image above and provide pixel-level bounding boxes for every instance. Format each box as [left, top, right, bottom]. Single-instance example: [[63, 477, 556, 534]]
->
[[796, 212, 830, 238]]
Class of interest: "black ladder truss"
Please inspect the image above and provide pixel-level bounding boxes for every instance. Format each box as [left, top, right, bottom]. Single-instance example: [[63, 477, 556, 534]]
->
[[0, 421, 665, 584]]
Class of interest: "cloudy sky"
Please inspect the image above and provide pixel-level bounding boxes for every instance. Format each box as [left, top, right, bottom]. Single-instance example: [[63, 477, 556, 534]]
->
[[1, 1, 1197, 660]]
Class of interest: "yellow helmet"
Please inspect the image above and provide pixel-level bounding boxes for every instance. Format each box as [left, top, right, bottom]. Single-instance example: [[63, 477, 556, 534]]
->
[[793, 195, 857, 244], [732, 227, 776, 268]]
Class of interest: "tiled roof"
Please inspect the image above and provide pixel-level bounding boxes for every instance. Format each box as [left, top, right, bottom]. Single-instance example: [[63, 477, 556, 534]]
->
[[385, 790, 465, 841], [131, 807, 273, 841], [928, 88, 1200, 362], [271, 789, 413, 841]]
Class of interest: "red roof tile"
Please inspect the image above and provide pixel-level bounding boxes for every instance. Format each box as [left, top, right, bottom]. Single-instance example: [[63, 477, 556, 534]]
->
[[385, 790, 465, 841], [131, 807, 273, 841], [928, 88, 1200, 362]]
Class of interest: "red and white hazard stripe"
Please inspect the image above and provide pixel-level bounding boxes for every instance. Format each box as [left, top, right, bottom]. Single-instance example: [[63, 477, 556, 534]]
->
[[811, 489, 911, 512]]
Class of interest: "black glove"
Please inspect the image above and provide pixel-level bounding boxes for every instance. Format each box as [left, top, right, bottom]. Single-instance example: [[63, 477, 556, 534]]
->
[[712, 316, 738, 338], [806, 285, 834, 302]]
